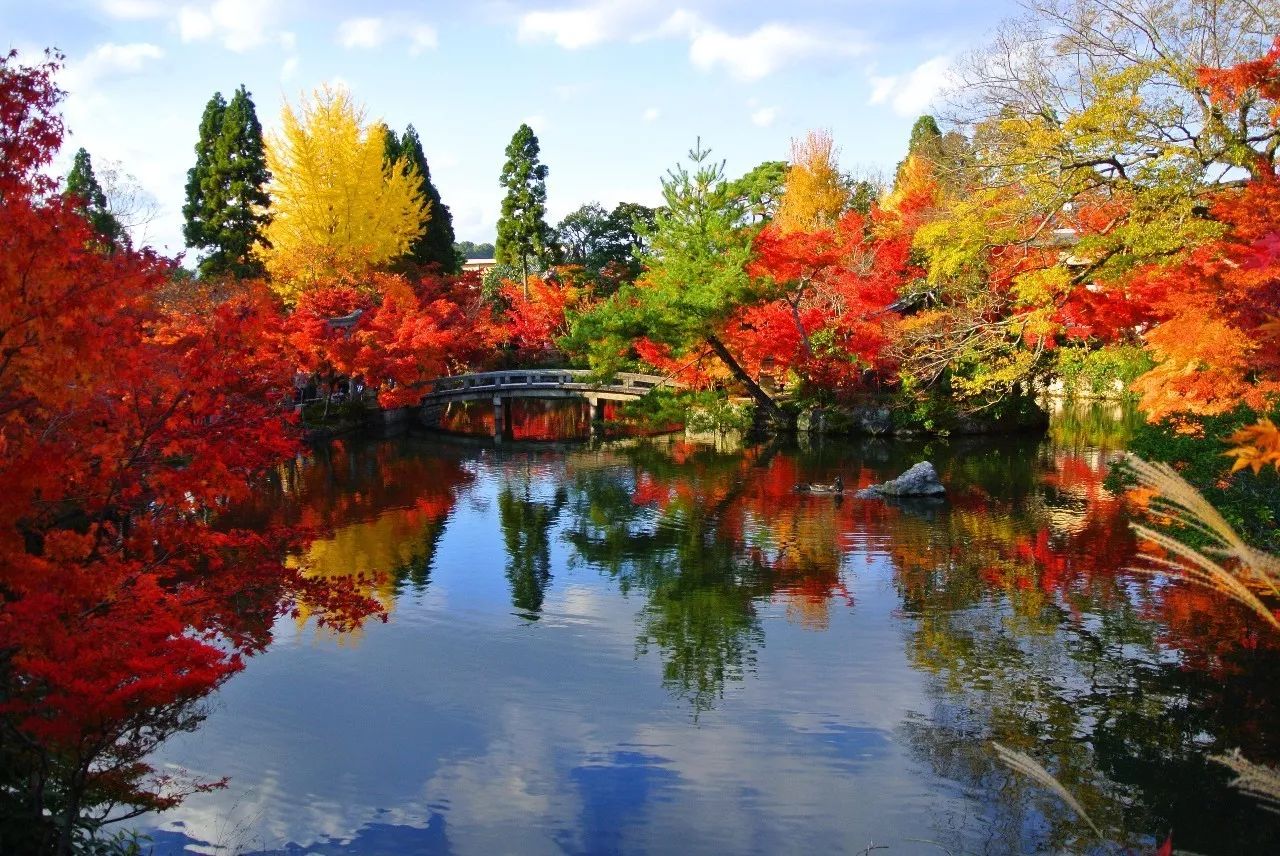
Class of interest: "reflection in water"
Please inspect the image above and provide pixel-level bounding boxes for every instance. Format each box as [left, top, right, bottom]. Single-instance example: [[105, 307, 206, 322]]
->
[[499, 477, 567, 617], [227, 437, 473, 637], [141, 405, 1280, 854], [890, 443, 1280, 854], [437, 398, 632, 441]]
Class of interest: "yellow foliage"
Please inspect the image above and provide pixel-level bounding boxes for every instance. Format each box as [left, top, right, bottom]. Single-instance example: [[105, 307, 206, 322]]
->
[[881, 152, 936, 219], [263, 85, 429, 300], [774, 129, 849, 233], [1012, 266, 1070, 307]]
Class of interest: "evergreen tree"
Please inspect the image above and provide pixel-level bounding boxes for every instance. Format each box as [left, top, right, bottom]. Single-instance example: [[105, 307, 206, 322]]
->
[[386, 124, 458, 273], [893, 114, 970, 195], [495, 123, 555, 295], [907, 114, 943, 156], [381, 123, 401, 165], [894, 114, 945, 186], [183, 86, 271, 279], [568, 141, 784, 423], [555, 201, 654, 292], [65, 147, 123, 248], [182, 93, 225, 261]]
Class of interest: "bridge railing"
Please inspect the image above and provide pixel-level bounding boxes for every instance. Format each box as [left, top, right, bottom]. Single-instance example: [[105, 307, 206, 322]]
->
[[422, 369, 674, 398]]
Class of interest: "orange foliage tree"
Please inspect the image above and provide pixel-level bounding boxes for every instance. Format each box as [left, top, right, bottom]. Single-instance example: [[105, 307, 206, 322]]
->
[[284, 271, 480, 410], [1125, 39, 1280, 470], [1127, 176, 1280, 421]]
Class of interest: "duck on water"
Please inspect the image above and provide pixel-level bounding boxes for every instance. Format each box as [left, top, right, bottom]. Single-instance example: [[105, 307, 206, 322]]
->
[[796, 475, 843, 494]]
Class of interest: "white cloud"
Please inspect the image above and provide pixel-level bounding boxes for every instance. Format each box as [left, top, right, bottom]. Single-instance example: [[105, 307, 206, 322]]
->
[[338, 17, 387, 49], [409, 25, 439, 54], [98, 0, 168, 19], [62, 42, 164, 91], [518, 4, 865, 81], [750, 106, 777, 127], [281, 56, 299, 80], [678, 17, 867, 82], [177, 7, 214, 42], [868, 55, 954, 116], [177, 0, 285, 52], [642, 107, 660, 122], [338, 17, 438, 53], [517, 1, 646, 49]]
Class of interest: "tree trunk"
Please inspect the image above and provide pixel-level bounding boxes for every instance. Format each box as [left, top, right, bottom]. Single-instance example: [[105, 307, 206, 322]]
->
[[789, 292, 813, 357], [704, 333, 787, 425], [55, 770, 83, 856]]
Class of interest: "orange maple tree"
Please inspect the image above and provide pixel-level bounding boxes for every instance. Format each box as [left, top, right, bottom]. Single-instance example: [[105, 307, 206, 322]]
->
[[496, 271, 595, 360], [1125, 40, 1280, 448]]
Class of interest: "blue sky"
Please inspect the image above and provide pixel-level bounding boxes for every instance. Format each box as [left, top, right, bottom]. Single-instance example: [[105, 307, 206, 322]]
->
[[3, 0, 1021, 257]]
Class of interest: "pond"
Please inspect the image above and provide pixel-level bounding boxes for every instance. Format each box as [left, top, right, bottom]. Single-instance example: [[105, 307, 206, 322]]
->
[[141, 401, 1280, 855]]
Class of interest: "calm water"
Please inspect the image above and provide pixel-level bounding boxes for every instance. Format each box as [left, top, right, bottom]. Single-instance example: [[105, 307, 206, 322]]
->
[[142, 402, 1280, 855]]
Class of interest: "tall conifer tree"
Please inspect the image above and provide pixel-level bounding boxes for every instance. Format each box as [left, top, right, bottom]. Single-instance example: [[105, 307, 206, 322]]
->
[[495, 123, 555, 294], [381, 123, 401, 164], [65, 147, 123, 248], [183, 86, 271, 279], [183, 93, 225, 262], [383, 124, 458, 273], [400, 125, 457, 273]]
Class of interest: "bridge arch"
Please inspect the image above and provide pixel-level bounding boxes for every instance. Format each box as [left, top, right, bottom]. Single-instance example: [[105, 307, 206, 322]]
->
[[419, 369, 677, 439]]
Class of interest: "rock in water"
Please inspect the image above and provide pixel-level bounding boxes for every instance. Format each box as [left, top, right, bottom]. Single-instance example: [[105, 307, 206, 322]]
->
[[855, 461, 946, 498]]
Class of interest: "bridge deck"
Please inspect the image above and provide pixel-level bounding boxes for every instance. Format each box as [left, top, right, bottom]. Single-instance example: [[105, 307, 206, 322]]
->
[[421, 369, 674, 403]]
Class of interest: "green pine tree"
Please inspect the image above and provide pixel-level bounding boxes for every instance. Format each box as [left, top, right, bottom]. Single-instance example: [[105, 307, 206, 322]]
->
[[401, 126, 457, 273], [907, 114, 943, 155], [894, 114, 945, 184], [65, 147, 123, 248], [183, 92, 226, 258], [384, 125, 458, 274], [566, 141, 784, 423], [495, 123, 555, 296], [183, 86, 271, 279], [381, 123, 402, 165]]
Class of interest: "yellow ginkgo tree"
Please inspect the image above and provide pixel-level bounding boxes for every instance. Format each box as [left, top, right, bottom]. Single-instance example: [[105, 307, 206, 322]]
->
[[262, 85, 429, 301], [772, 129, 848, 234]]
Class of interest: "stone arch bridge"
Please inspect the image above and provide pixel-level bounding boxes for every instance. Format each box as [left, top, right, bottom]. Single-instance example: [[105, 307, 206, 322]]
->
[[418, 369, 676, 439]]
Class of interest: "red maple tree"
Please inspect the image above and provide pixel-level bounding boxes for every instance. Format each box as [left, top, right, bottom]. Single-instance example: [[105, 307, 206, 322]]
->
[[731, 210, 905, 398], [0, 51, 381, 853]]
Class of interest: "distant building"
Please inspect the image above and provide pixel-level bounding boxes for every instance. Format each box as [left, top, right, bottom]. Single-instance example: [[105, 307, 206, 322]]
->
[[462, 258, 498, 274]]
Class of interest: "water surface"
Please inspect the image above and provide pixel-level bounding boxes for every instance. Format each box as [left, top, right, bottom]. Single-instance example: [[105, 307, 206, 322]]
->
[[143, 403, 1280, 855]]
